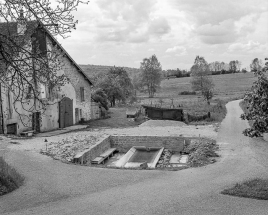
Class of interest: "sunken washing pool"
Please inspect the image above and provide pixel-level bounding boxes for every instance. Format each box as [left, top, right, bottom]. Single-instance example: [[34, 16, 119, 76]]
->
[[114, 146, 164, 168]]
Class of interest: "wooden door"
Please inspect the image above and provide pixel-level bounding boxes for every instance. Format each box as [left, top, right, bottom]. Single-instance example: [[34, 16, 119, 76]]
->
[[32, 112, 41, 132], [59, 97, 73, 128], [7, 123, 17, 134]]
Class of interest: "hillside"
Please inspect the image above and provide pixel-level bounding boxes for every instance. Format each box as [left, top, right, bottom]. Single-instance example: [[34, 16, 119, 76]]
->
[[79, 64, 140, 79], [138, 72, 257, 106]]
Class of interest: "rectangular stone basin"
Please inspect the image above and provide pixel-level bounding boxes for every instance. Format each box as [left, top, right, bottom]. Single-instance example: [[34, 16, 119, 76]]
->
[[115, 146, 164, 168]]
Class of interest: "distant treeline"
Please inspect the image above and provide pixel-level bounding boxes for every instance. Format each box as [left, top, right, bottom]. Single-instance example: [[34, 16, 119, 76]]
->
[[163, 60, 249, 79], [163, 69, 190, 78]]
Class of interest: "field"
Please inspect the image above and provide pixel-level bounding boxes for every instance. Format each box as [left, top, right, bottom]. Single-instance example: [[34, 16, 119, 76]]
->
[[137, 73, 256, 121], [139, 73, 256, 104]]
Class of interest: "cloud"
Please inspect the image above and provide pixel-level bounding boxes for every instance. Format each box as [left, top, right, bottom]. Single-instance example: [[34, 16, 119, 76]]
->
[[166, 46, 187, 55], [228, 41, 268, 53], [95, 16, 170, 43], [58, 0, 268, 71], [148, 17, 171, 36], [168, 0, 267, 26], [168, 0, 268, 46], [195, 20, 237, 44]]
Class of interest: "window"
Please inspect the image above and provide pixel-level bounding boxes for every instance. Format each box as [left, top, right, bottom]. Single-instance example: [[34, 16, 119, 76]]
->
[[80, 87, 85, 102]]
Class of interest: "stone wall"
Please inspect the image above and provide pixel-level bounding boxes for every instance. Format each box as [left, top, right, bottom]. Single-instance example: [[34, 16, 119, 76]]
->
[[73, 135, 187, 164], [0, 35, 93, 135], [110, 135, 185, 153], [73, 135, 111, 164], [91, 101, 101, 120], [61, 55, 92, 121]]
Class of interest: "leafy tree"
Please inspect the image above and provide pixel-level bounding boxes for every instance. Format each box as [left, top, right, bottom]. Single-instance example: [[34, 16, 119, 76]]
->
[[139, 54, 162, 98], [95, 67, 133, 107], [190, 56, 214, 105], [250, 58, 263, 72], [0, 0, 87, 121], [132, 73, 142, 96], [241, 68, 248, 73], [91, 88, 109, 110], [229, 61, 237, 73], [241, 58, 268, 137], [229, 60, 241, 73]]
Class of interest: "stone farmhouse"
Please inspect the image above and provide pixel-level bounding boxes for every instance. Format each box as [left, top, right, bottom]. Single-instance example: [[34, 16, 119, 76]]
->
[[0, 12, 93, 135]]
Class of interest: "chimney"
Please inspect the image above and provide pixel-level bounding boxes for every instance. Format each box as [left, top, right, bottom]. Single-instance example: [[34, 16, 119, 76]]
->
[[17, 9, 27, 35]]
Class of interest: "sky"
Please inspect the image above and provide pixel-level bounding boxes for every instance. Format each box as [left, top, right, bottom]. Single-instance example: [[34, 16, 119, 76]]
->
[[57, 0, 268, 70]]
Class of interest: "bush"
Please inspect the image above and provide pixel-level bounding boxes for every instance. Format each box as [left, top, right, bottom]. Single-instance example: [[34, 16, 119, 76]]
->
[[180, 91, 196, 95], [0, 157, 24, 196], [187, 112, 210, 122], [183, 140, 219, 167]]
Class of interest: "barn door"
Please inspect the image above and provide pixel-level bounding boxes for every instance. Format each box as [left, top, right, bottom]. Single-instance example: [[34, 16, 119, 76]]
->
[[59, 97, 73, 128], [32, 112, 41, 133]]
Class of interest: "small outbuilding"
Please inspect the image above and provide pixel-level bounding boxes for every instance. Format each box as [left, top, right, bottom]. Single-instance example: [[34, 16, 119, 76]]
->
[[142, 105, 184, 121]]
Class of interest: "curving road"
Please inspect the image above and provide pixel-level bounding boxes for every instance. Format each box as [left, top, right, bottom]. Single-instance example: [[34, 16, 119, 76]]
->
[[1, 100, 268, 215]]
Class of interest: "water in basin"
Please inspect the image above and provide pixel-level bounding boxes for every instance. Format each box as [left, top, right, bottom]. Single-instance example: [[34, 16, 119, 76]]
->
[[128, 148, 159, 163]]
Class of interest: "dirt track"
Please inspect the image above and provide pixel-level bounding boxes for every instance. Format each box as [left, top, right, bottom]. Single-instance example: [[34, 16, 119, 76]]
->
[[1, 100, 268, 215]]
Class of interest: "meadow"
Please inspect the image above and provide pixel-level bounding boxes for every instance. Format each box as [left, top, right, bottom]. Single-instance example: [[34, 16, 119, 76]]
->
[[137, 72, 257, 122]]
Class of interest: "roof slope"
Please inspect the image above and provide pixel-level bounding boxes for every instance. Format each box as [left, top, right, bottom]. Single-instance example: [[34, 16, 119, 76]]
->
[[0, 21, 93, 85]]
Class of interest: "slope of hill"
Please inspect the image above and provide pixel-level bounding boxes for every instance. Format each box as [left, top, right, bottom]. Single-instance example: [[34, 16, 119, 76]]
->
[[79, 64, 140, 79], [138, 72, 256, 106]]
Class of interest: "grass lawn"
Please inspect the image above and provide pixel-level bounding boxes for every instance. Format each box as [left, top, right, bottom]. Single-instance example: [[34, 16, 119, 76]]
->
[[221, 178, 268, 200], [137, 73, 256, 122], [83, 107, 146, 129], [139, 72, 256, 105]]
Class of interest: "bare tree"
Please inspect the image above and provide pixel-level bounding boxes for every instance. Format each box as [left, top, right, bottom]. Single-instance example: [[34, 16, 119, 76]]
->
[[0, 0, 88, 125]]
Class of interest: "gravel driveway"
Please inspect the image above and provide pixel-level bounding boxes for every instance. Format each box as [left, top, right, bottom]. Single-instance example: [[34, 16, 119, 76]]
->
[[1, 100, 268, 215]]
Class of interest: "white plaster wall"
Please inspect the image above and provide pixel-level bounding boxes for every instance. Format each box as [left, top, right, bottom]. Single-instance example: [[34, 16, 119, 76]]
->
[[1, 35, 92, 135]]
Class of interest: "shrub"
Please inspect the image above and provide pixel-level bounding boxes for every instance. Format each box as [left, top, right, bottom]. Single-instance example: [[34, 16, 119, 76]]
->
[[180, 91, 196, 95], [183, 140, 219, 167], [0, 157, 24, 196]]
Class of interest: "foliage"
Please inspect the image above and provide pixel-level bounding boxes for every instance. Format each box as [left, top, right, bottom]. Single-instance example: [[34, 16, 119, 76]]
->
[[209, 61, 229, 74], [190, 56, 215, 104], [241, 68, 248, 73], [221, 178, 268, 200], [183, 140, 219, 167], [91, 88, 109, 110], [0, 0, 87, 124], [139, 54, 162, 98], [165, 68, 190, 78], [180, 91, 196, 95], [250, 58, 263, 72], [229, 60, 241, 73], [241, 58, 268, 137], [0, 157, 24, 196], [94, 67, 133, 107]]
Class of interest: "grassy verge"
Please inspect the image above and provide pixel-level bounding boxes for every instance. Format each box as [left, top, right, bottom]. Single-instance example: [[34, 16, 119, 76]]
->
[[183, 139, 219, 167], [221, 178, 268, 200], [0, 157, 24, 196]]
